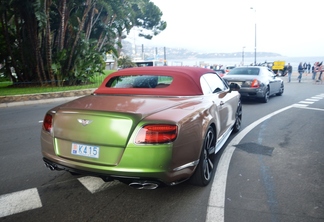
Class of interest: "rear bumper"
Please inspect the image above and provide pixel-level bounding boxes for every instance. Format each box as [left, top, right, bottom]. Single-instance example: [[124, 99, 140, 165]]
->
[[41, 130, 197, 186], [239, 87, 265, 99], [43, 157, 163, 183], [42, 154, 193, 186]]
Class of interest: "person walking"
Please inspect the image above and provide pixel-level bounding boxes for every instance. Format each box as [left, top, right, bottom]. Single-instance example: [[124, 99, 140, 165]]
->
[[303, 62, 307, 73], [287, 63, 293, 82], [318, 71, 323, 83], [312, 63, 317, 80], [316, 62, 323, 83], [298, 62, 304, 83], [307, 62, 311, 73]]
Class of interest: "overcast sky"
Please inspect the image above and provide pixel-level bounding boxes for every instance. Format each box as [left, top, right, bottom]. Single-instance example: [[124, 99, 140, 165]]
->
[[129, 0, 324, 57]]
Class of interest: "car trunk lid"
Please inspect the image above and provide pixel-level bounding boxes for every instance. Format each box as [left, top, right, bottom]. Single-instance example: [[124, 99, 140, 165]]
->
[[51, 95, 193, 165], [224, 75, 259, 87]]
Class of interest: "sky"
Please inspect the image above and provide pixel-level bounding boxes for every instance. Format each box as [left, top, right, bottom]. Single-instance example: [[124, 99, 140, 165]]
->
[[128, 0, 324, 57]]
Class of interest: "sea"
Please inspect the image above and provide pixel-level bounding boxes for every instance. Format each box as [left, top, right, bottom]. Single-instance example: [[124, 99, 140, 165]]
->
[[166, 56, 324, 71]]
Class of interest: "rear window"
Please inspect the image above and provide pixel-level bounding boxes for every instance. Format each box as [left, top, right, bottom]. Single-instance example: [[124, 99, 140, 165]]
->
[[106, 75, 173, 88], [227, 68, 260, 75]]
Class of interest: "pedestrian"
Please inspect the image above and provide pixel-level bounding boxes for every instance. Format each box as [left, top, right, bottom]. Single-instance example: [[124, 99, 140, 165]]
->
[[303, 62, 307, 73], [318, 71, 323, 83], [307, 62, 311, 73], [298, 62, 304, 83], [316, 62, 323, 83], [312, 63, 316, 80], [313, 62, 319, 80], [287, 63, 293, 82]]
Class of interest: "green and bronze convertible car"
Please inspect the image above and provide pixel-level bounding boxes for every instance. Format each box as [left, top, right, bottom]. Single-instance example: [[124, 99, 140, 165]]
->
[[41, 66, 242, 189]]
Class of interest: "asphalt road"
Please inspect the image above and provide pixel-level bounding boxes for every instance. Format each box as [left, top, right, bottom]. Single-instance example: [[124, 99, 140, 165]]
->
[[0, 77, 323, 222]]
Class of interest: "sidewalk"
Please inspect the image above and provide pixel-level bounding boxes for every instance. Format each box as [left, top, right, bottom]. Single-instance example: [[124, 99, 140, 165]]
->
[[285, 71, 321, 83]]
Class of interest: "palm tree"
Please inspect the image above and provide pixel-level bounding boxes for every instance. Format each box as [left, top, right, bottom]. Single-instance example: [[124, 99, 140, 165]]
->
[[118, 56, 135, 68]]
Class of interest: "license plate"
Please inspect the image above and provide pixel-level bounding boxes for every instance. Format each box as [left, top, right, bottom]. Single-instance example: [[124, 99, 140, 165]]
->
[[71, 143, 99, 158]]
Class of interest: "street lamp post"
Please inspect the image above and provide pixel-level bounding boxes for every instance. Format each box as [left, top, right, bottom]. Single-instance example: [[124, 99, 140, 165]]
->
[[163, 47, 167, 66], [242, 46, 245, 66], [250, 7, 256, 65]]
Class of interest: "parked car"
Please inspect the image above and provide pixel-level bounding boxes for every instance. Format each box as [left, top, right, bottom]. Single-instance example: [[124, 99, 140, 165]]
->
[[225, 65, 236, 73], [213, 69, 226, 77], [41, 66, 242, 189], [223, 66, 284, 103], [260, 61, 274, 69]]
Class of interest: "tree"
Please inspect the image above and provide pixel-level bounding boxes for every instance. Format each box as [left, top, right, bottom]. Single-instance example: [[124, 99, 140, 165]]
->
[[118, 56, 135, 68], [0, 0, 166, 86]]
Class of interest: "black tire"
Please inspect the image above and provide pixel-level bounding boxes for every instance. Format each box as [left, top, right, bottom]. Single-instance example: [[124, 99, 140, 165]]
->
[[276, 83, 284, 96], [232, 101, 242, 133], [190, 126, 216, 186], [260, 87, 270, 103]]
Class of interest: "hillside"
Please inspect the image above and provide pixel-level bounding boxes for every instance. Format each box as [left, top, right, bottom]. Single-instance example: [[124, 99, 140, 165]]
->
[[121, 41, 281, 60]]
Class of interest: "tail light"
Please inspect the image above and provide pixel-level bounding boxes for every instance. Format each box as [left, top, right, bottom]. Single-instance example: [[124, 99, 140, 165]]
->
[[250, 79, 260, 88], [135, 124, 178, 144], [43, 114, 53, 132]]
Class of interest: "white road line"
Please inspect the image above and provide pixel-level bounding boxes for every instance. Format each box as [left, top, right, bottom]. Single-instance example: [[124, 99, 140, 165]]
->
[[298, 101, 314, 104], [78, 176, 107, 194], [293, 106, 324, 112], [305, 99, 319, 102], [206, 105, 293, 222], [78, 176, 119, 193], [314, 94, 324, 98], [0, 188, 42, 218], [293, 103, 309, 107], [311, 97, 323, 99]]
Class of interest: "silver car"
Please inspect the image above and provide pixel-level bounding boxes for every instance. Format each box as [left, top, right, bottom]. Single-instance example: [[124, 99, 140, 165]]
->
[[223, 66, 284, 103]]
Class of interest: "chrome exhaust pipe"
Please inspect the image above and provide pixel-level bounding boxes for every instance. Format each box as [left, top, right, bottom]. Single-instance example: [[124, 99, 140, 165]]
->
[[44, 162, 56, 171], [129, 182, 159, 190]]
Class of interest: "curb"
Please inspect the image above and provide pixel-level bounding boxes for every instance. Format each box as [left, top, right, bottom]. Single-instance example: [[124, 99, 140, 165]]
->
[[0, 89, 95, 108], [0, 96, 82, 108]]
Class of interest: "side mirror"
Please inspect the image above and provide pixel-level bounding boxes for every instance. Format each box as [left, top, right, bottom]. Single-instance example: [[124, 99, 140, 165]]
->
[[229, 83, 241, 92]]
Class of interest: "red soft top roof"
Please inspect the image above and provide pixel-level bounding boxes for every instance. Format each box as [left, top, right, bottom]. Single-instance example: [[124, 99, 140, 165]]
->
[[94, 66, 216, 96]]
